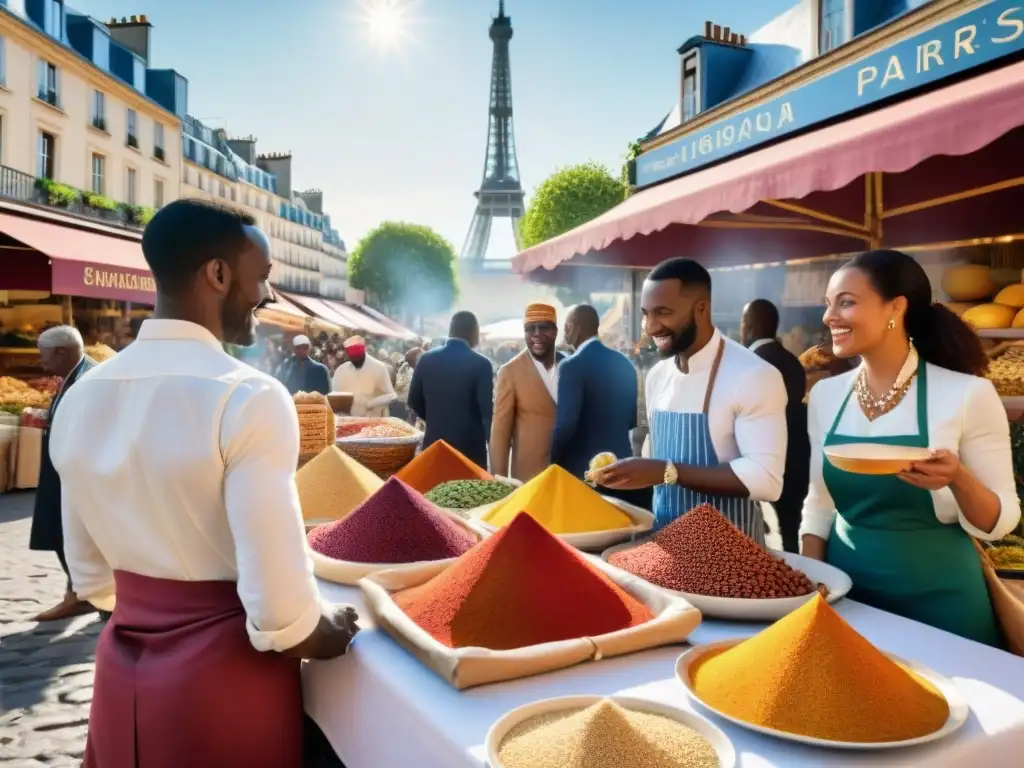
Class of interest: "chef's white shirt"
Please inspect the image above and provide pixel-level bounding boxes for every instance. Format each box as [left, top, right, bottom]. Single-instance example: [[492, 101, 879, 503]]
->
[[332, 354, 396, 417], [644, 330, 788, 502], [801, 362, 1021, 542], [49, 319, 323, 653]]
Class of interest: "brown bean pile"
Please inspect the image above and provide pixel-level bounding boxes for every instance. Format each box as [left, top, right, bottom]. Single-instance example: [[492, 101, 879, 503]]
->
[[609, 503, 814, 598]]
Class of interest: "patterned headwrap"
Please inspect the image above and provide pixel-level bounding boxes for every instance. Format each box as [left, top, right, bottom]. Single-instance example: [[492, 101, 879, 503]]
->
[[524, 303, 557, 326]]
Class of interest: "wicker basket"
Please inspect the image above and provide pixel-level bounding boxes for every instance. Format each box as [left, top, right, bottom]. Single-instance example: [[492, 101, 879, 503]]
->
[[335, 417, 423, 477], [296, 404, 336, 456]]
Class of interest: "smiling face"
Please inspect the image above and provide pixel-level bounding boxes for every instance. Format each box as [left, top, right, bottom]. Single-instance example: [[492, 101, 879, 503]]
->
[[524, 321, 557, 361], [640, 278, 707, 358], [823, 267, 906, 358], [216, 226, 272, 347]]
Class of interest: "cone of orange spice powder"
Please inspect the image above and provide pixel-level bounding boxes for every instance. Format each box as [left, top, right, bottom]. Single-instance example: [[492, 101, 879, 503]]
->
[[396, 440, 493, 494], [689, 594, 950, 743], [393, 512, 653, 650]]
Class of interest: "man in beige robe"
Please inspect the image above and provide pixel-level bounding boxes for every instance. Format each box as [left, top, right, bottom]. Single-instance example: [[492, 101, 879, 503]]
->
[[490, 304, 566, 481]]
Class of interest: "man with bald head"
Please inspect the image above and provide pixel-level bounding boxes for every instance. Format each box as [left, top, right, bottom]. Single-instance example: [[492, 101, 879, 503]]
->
[[551, 305, 648, 507]]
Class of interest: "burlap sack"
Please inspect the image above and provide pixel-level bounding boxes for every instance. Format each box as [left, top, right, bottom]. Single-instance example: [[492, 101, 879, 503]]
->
[[14, 427, 42, 490], [310, 511, 483, 586], [975, 540, 1024, 657], [360, 554, 702, 690]]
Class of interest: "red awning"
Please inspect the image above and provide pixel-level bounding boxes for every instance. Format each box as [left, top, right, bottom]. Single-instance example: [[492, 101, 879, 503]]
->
[[0, 211, 154, 302], [513, 60, 1024, 274]]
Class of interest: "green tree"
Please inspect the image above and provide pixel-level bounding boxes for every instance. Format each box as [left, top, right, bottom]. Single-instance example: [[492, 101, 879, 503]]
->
[[519, 162, 627, 250], [348, 222, 458, 319]]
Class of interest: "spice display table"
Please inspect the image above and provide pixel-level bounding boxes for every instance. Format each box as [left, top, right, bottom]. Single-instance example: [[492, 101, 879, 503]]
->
[[303, 581, 1024, 767]]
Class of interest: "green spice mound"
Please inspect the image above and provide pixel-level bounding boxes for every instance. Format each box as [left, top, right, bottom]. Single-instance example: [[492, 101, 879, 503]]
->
[[425, 479, 516, 511], [497, 700, 720, 768]]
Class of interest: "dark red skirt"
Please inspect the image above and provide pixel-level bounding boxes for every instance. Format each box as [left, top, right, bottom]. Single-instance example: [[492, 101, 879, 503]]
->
[[84, 571, 304, 768]]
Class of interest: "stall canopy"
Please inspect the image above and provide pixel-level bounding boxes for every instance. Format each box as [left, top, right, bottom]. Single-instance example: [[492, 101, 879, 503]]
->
[[0, 212, 154, 303], [277, 291, 409, 339], [257, 292, 310, 331], [513, 60, 1024, 276]]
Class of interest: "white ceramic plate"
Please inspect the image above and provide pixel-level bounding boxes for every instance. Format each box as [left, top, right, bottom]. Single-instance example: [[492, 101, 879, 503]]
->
[[486, 694, 736, 768], [824, 443, 931, 475], [675, 641, 969, 750], [601, 545, 852, 621], [475, 496, 654, 552]]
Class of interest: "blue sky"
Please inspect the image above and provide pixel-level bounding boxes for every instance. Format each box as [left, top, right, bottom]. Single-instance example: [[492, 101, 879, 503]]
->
[[85, 0, 793, 257]]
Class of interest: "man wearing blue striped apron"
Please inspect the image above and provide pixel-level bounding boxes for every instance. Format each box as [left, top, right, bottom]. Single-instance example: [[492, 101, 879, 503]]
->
[[600, 259, 788, 547]]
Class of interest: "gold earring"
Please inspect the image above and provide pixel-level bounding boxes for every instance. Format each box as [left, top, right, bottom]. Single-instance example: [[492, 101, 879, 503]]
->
[[888, 318, 896, 330]]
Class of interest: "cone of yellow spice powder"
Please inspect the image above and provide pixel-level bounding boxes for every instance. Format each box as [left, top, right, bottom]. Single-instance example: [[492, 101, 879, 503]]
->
[[482, 465, 632, 534], [688, 594, 950, 743]]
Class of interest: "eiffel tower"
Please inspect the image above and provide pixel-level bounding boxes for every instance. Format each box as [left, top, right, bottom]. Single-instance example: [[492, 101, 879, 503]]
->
[[460, 0, 525, 261]]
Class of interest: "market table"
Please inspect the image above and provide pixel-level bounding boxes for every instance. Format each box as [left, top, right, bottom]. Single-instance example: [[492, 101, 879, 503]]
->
[[303, 580, 1024, 767]]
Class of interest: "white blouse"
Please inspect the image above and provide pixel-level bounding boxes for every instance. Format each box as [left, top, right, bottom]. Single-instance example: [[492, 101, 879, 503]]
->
[[50, 320, 324, 653], [801, 362, 1021, 542]]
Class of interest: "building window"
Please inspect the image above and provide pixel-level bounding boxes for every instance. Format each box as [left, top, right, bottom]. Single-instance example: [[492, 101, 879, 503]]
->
[[45, 0, 64, 40], [153, 123, 165, 161], [681, 52, 700, 121], [36, 60, 58, 107], [91, 90, 105, 131], [126, 108, 138, 148], [0, 36, 6, 87], [38, 131, 55, 178], [91, 153, 104, 194], [154, 178, 164, 207], [819, 0, 846, 54], [126, 167, 137, 205]]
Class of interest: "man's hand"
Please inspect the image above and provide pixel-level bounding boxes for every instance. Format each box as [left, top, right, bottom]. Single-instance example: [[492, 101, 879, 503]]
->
[[597, 458, 666, 491], [286, 603, 361, 660]]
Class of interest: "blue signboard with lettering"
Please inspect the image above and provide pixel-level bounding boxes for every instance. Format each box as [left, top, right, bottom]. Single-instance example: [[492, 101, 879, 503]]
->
[[636, 0, 1024, 188]]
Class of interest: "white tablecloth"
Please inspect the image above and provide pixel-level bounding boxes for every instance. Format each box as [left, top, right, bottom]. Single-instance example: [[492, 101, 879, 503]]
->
[[303, 581, 1024, 767]]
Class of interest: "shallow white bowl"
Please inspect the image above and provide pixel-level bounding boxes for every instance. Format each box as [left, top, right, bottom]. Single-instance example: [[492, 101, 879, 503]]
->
[[601, 545, 852, 621], [824, 443, 931, 475], [676, 641, 969, 750], [475, 496, 654, 552], [485, 694, 736, 768]]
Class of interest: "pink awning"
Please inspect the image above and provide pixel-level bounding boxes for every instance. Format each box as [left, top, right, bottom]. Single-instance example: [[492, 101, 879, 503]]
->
[[513, 60, 1024, 274]]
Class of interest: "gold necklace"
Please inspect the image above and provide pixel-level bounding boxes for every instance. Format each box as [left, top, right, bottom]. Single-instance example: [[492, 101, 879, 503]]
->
[[855, 346, 919, 421]]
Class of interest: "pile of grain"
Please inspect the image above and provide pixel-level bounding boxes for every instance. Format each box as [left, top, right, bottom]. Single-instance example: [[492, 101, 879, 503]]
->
[[497, 699, 719, 768], [307, 477, 476, 564], [296, 446, 384, 524], [482, 465, 632, 534], [395, 440, 493, 494], [393, 512, 653, 650], [690, 594, 949, 742], [609, 503, 813, 598]]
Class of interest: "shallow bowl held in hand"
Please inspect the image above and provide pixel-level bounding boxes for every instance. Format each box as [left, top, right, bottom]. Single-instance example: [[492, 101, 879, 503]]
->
[[824, 443, 932, 475]]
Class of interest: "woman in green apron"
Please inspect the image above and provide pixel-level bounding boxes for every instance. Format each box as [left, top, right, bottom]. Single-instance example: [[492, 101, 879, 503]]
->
[[801, 250, 1020, 648]]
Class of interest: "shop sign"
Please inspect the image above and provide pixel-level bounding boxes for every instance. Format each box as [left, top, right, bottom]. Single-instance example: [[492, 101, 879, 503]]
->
[[51, 259, 156, 304], [636, 1, 1024, 188]]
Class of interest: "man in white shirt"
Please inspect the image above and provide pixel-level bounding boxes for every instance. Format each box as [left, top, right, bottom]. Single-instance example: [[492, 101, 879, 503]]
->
[[50, 199, 358, 767], [332, 335, 396, 417], [599, 259, 788, 545]]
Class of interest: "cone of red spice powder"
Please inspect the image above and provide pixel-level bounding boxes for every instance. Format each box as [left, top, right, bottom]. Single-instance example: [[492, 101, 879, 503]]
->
[[392, 512, 654, 650], [395, 440, 493, 494], [307, 477, 477, 564]]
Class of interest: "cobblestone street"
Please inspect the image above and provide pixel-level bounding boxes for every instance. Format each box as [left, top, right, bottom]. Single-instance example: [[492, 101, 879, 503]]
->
[[0, 492, 100, 767]]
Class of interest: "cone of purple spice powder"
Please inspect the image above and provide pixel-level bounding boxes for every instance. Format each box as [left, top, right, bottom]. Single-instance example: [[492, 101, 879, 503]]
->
[[308, 477, 480, 584]]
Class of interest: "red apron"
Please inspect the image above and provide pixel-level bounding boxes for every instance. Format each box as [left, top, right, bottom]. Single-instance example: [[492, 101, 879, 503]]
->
[[84, 571, 305, 767]]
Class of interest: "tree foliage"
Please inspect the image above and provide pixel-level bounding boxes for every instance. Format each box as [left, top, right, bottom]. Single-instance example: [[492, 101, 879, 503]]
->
[[348, 222, 458, 317], [519, 162, 627, 250]]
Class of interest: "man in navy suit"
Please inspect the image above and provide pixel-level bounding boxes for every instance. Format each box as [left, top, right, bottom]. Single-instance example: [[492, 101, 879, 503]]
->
[[551, 305, 650, 509], [408, 311, 493, 468]]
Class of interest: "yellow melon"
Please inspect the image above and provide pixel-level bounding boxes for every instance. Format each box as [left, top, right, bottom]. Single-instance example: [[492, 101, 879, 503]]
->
[[995, 284, 1024, 309], [942, 265, 994, 302], [941, 302, 975, 317], [1014, 308, 1024, 329], [962, 303, 1017, 330]]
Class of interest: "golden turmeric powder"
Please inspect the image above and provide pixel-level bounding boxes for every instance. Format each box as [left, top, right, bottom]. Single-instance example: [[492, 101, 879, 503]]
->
[[690, 595, 949, 743]]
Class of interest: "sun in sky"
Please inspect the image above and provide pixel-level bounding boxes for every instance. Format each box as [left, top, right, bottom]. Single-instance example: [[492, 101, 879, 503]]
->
[[361, 0, 411, 48]]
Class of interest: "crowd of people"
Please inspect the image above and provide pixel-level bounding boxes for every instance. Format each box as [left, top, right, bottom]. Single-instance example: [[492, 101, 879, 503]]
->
[[20, 199, 1023, 765]]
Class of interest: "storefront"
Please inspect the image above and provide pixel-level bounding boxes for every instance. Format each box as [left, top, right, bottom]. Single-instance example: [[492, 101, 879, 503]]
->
[[513, 0, 1024, 414]]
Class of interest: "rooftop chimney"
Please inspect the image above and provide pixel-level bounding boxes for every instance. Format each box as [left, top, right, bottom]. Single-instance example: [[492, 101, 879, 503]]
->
[[105, 13, 153, 65], [702, 20, 747, 47]]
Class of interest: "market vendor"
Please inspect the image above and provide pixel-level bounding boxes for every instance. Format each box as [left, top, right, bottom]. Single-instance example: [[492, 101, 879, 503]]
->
[[801, 249, 1020, 647], [48, 200, 359, 767], [332, 334, 396, 417], [599, 258, 788, 546], [274, 334, 331, 395]]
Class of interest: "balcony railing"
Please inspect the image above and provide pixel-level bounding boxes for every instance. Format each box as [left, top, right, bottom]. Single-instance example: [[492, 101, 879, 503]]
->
[[154, 146, 165, 162], [0, 165, 150, 231], [127, 134, 139, 150]]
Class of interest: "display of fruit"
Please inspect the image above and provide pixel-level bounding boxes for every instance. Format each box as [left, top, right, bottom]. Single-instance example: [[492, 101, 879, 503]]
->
[[962, 303, 1017, 330], [942, 264, 995, 302], [995, 283, 1024, 309], [985, 345, 1024, 396]]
